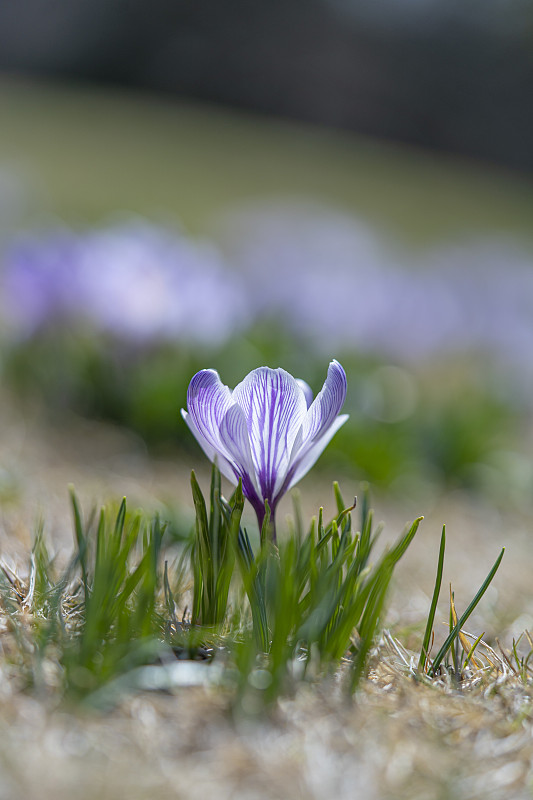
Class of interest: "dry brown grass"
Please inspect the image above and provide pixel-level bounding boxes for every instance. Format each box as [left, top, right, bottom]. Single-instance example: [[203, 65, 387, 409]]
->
[[1, 396, 533, 800], [0, 637, 532, 800]]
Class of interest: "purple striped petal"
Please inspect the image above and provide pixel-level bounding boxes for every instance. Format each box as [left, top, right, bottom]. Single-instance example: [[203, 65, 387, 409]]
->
[[186, 368, 233, 454], [296, 378, 314, 409], [181, 409, 238, 485], [288, 413, 349, 489], [300, 360, 347, 447], [219, 404, 262, 501], [232, 367, 308, 501]]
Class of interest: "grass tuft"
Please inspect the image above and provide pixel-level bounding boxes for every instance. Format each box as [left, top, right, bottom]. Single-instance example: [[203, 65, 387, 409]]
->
[[0, 467, 511, 716]]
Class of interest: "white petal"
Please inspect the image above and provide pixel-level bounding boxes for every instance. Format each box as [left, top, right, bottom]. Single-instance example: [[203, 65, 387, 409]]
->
[[296, 378, 314, 409], [301, 359, 347, 446], [288, 414, 349, 489], [186, 368, 233, 454], [232, 367, 308, 500], [181, 409, 238, 485], [219, 404, 261, 496]]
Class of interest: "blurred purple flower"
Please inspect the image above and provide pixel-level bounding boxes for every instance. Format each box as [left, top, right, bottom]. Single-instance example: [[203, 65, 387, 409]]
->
[[423, 239, 533, 369], [75, 222, 249, 344], [0, 230, 80, 336], [218, 201, 415, 355], [219, 201, 533, 370], [182, 360, 348, 538], [1, 220, 249, 345]]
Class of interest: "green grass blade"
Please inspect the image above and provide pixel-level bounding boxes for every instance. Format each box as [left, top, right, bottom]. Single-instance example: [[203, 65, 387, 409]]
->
[[418, 525, 446, 672], [235, 530, 269, 652], [261, 500, 272, 546], [463, 630, 485, 669], [209, 461, 221, 574], [113, 498, 127, 541], [385, 517, 424, 565], [333, 482, 345, 515], [360, 483, 370, 535], [163, 560, 176, 623], [350, 565, 392, 692], [291, 490, 304, 543], [429, 547, 505, 676], [69, 487, 88, 604], [190, 470, 212, 622]]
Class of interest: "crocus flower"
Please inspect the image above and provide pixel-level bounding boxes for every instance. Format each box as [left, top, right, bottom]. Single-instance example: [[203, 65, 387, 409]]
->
[[182, 360, 348, 538]]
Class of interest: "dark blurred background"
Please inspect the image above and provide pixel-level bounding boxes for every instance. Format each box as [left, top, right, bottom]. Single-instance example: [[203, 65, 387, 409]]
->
[[1, 0, 533, 172], [2, 0, 533, 507]]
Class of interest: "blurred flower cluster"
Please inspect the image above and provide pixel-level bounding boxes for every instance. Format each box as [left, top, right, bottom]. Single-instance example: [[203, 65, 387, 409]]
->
[[0, 219, 250, 345], [3, 208, 533, 375], [220, 202, 533, 370], [1, 207, 532, 498]]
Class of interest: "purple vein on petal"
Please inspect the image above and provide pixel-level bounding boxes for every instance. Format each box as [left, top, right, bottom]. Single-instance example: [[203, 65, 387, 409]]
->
[[181, 409, 238, 485], [287, 413, 349, 490], [220, 404, 261, 498], [301, 360, 347, 446], [186, 369, 233, 453], [296, 378, 314, 409], [233, 367, 308, 501]]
